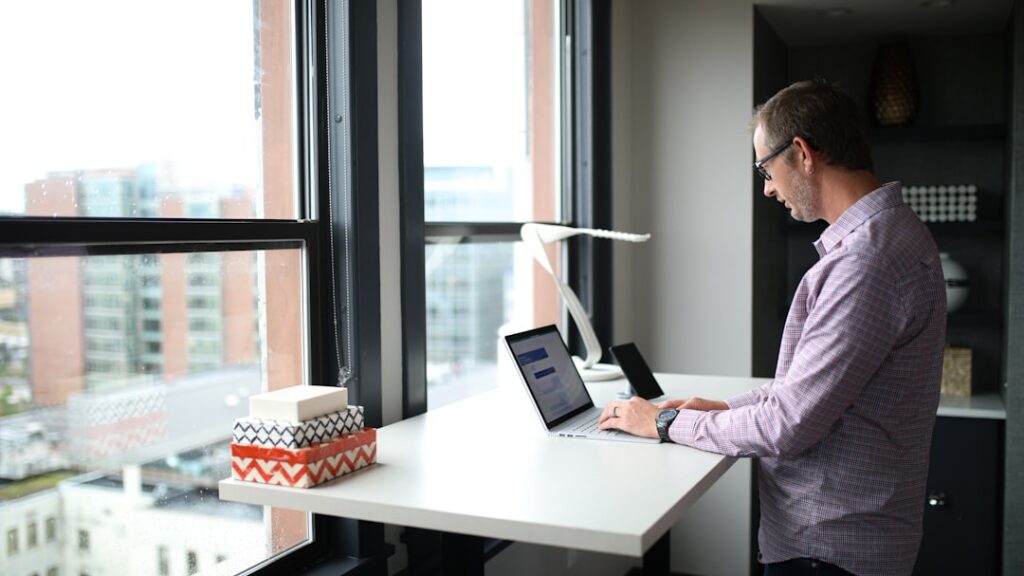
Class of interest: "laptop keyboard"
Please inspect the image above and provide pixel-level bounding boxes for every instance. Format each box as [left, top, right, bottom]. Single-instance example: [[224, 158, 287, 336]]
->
[[568, 415, 622, 436]]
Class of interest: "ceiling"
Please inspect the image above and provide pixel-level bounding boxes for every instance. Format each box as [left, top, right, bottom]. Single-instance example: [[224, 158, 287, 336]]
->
[[755, 0, 1015, 46]]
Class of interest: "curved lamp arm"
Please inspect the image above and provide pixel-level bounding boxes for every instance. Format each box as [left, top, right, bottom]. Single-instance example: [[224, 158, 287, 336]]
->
[[521, 223, 650, 375]]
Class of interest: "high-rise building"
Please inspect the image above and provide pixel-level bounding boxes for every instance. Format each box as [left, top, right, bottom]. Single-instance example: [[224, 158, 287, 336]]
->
[[23, 168, 258, 404], [424, 165, 516, 378]]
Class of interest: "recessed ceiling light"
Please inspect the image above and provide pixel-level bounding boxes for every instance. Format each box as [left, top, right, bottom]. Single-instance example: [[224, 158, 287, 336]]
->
[[920, 0, 954, 8], [818, 7, 852, 18]]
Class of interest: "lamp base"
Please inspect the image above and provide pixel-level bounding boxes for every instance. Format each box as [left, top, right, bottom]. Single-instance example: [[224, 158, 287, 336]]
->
[[572, 359, 623, 382]]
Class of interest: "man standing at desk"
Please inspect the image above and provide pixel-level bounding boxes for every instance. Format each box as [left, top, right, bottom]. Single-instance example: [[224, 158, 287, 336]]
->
[[599, 80, 946, 576]]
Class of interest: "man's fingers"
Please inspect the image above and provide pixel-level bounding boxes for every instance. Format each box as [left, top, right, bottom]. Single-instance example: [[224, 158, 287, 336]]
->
[[599, 402, 617, 423]]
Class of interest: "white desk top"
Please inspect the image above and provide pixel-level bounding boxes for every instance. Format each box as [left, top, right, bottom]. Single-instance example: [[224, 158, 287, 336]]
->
[[219, 373, 765, 557]]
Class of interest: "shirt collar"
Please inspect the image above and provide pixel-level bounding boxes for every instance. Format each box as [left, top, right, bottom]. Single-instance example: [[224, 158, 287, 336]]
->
[[813, 181, 904, 257]]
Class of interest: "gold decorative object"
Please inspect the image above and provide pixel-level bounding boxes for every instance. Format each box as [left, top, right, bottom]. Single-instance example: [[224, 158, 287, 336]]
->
[[870, 43, 919, 127], [940, 346, 972, 397]]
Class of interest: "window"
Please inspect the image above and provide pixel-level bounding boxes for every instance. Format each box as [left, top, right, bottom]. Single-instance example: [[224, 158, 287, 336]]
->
[[45, 518, 56, 542], [0, 1, 383, 575], [186, 550, 198, 575], [406, 0, 611, 413], [416, 0, 566, 412], [6, 527, 17, 555], [157, 546, 169, 576], [27, 521, 37, 548], [48, 568, 58, 576]]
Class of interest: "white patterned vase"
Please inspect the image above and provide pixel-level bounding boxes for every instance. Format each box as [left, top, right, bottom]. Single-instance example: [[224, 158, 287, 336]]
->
[[940, 253, 968, 313]]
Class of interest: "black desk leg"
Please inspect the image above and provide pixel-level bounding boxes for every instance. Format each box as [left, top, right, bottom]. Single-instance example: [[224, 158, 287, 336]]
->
[[642, 530, 670, 575], [440, 533, 486, 576]]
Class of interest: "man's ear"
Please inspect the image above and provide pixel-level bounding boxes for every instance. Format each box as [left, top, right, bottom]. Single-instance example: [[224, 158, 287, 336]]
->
[[792, 136, 816, 175]]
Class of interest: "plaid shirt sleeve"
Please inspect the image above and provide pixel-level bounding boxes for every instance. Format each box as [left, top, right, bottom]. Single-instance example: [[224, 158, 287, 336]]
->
[[669, 248, 906, 457], [724, 380, 773, 409]]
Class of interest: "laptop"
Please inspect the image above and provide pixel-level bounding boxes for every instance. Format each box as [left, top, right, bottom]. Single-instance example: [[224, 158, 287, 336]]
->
[[503, 325, 659, 443], [608, 342, 666, 402]]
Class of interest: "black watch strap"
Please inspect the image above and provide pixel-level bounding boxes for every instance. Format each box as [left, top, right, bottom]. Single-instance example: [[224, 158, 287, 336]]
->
[[656, 409, 679, 443]]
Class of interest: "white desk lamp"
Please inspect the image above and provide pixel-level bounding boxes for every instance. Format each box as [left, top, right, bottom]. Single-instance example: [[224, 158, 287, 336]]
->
[[520, 223, 651, 382]]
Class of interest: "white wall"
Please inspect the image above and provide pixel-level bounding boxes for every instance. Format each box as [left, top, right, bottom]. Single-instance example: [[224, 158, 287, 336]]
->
[[613, 1, 755, 575], [613, 0, 754, 379]]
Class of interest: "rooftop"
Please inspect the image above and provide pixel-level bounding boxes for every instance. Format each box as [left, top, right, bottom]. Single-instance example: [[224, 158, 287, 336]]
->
[[0, 470, 77, 502]]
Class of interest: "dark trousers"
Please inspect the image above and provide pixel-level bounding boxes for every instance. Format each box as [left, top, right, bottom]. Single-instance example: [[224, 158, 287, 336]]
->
[[764, 557, 856, 576]]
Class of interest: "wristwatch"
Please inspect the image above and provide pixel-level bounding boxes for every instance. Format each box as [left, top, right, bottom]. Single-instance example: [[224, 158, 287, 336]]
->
[[656, 408, 679, 443]]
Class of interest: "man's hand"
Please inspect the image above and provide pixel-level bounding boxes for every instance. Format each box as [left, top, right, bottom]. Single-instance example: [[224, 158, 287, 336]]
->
[[598, 396, 660, 438], [657, 397, 728, 412]]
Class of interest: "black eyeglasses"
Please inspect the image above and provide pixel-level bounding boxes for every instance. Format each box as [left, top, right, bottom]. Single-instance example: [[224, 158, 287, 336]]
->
[[753, 139, 793, 181]]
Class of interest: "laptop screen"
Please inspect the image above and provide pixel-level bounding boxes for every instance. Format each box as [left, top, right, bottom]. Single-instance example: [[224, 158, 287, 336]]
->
[[505, 325, 594, 428]]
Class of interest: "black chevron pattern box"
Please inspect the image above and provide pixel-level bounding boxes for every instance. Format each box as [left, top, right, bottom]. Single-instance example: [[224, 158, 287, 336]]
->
[[233, 406, 365, 450]]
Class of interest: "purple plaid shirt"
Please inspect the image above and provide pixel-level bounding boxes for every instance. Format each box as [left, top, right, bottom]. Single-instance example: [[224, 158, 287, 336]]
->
[[670, 182, 946, 576]]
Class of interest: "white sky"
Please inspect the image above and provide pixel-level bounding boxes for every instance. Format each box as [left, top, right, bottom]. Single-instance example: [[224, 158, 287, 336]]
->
[[0, 0, 547, 214], [422, 0, 531, 167], [0, 1, 259, 213]]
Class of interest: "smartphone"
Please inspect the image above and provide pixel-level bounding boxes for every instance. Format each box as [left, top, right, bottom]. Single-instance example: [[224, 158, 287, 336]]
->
[[608, 343, 665, 400]]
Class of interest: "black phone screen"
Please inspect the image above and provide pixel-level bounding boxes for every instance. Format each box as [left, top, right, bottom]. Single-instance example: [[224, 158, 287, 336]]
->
[[608, 343, 664, 400]]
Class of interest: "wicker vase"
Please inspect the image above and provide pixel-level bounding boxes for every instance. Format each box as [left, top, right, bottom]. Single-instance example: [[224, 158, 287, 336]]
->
[[869, 43, 919, 127]]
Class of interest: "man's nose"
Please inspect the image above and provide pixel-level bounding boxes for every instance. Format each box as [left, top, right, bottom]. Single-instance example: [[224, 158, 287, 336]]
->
[[763, 179, 775, 197]]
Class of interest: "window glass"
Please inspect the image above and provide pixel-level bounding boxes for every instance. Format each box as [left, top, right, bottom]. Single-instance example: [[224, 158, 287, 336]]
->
[[426, 242, 561, 408], [0, 0, 297, 219], [422, 0, 565, 409], [0, 248, 308, 575], [422, 0, 562, 223]]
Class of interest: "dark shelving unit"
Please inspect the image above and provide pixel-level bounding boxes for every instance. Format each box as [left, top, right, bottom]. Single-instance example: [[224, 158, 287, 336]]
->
[[753, 10, 1017, 574], [869, 123, 1006, 143]]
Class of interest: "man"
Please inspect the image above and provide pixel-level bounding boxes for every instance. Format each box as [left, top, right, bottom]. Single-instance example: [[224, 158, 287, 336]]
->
[[599, 80, 946, 576]]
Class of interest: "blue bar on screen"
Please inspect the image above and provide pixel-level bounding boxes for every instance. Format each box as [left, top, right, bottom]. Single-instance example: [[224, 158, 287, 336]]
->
[[516, 347, 549, 365], [533, 367, 556, 379]]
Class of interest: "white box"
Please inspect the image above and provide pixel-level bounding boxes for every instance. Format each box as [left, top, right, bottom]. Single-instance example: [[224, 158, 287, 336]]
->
[[249, 385, 347, 422]]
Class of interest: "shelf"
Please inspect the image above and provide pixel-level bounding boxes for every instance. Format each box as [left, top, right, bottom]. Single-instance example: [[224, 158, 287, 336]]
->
[[783, 220, 1003, 235], [926, 221, 1004, 234], [869, 123, 1006, 143], [937, 391, 1005, 420], [947, 310, 1003, 325]]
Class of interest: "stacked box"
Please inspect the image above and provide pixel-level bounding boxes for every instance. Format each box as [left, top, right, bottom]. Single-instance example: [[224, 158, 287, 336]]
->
[[249, 385, 348, 422], [230, 385, 376, 488], [941, 346, 972, 398], [233, 406, 365, 449], [231, 428, 377, 488]]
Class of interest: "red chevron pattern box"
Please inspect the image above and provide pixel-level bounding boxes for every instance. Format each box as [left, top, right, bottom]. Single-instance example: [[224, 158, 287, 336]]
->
[[231, 428, 376, 488], [232, 406, 365, 450]]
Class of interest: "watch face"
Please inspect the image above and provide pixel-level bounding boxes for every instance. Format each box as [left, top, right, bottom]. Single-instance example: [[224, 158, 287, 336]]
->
[[656, 409, 677, 442]]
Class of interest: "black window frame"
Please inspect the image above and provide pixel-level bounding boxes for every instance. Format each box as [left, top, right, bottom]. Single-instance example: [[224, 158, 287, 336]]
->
[[0, 0, 388, 574]]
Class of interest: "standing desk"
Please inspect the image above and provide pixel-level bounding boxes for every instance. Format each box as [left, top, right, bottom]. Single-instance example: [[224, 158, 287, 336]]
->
[[219, 373, 765, 574]]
